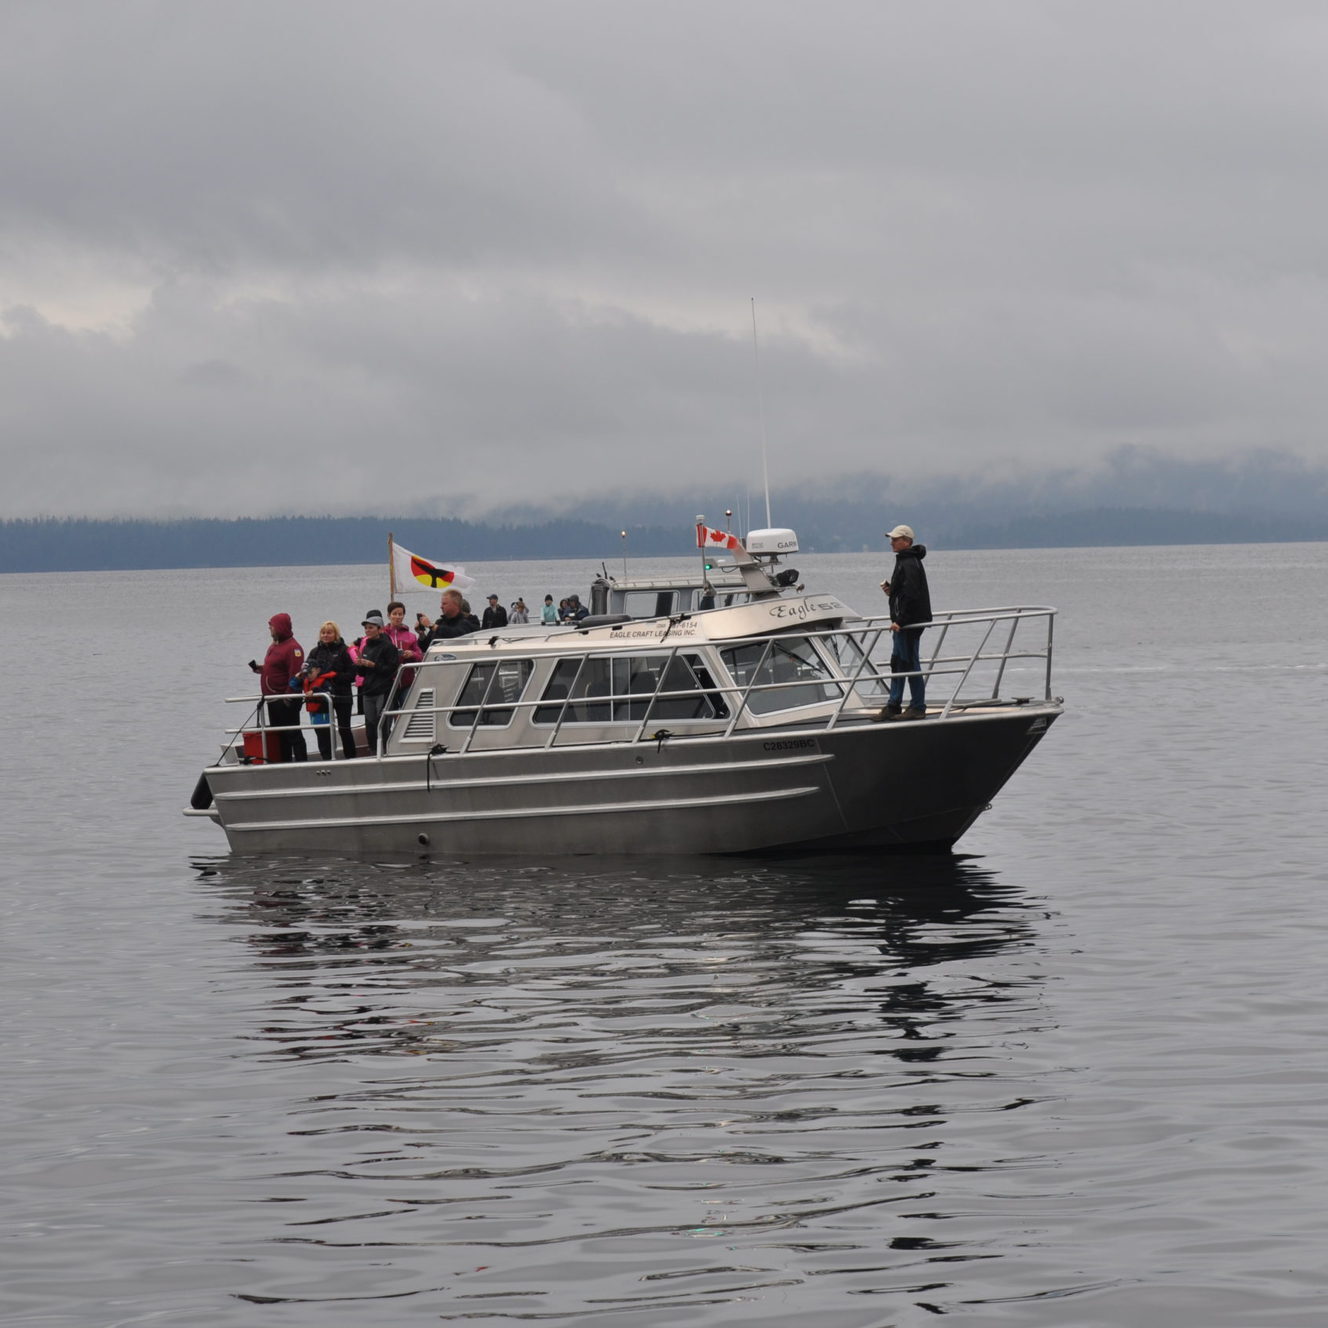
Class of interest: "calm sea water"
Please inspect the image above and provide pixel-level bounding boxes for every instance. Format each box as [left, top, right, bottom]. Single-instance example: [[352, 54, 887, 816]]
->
[[3, 545, 1326, 1327]]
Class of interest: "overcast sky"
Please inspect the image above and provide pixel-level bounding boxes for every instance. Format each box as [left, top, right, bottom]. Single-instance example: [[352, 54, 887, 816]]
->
[[5, 0, 1328, 520]]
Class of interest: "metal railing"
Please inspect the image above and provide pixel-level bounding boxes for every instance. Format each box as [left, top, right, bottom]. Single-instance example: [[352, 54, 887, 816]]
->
[[216, 607, 1056, 765], [219, 689, 346, 760], [379, 605, 1057, 756]]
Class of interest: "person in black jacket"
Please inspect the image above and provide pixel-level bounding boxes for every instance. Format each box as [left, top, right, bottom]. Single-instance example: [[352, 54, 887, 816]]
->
[[481, 593, 508, 629], [418, 589, 478, 649], [879, 524, 933, 719], [303, 621, 358, 760], [356, 612, 401, 755]]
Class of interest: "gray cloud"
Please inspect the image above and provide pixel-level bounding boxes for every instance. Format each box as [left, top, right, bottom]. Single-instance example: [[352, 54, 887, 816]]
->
[[5, 0, 1328, 518]]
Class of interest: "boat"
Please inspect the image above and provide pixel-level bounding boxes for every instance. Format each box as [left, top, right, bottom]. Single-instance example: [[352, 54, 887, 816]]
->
[[185, 526, 1062, 856]]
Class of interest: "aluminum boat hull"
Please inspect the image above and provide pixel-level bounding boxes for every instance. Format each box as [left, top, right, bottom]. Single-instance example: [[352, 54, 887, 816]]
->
[[199, 704, 1059, 857]]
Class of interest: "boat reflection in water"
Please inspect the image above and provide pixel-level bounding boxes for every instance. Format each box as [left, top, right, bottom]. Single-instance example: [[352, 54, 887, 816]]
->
[[198, 850, 1052, 1317]]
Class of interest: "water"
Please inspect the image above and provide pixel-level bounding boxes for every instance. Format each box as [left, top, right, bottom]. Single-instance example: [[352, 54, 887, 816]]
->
[[3, 545, 1326, 1326]]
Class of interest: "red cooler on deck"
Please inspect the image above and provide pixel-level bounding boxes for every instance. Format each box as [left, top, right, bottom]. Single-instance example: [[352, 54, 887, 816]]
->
[[242, 730, 283, 764]]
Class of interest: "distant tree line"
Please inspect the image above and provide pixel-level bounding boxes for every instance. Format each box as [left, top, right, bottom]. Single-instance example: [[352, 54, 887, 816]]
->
[[0, 515, 687, 574], [4, 503, 1327, 574]]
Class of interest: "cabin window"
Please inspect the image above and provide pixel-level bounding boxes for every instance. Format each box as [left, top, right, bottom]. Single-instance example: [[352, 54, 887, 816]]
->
[[448, 659, 534, 728], [619, 590, 676, 620], [533, 653, 727, 724], [720, 637, 844, 714], [692, 588, 751, 611]]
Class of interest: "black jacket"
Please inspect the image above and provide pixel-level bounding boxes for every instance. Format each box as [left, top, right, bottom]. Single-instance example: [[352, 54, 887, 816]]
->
[[356, 634, 400, 696], [420, 613, 478, 649], [888, 545, 932, 629], [481, 604, 508, 628], [304, 640, 356, 699]]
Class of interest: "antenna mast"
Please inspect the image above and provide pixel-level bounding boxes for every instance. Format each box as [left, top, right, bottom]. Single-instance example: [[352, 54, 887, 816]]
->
[[751, 298, 772, 528]]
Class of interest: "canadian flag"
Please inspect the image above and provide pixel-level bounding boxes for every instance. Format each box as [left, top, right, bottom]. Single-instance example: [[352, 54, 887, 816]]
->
[[696, 523, 744, 553]]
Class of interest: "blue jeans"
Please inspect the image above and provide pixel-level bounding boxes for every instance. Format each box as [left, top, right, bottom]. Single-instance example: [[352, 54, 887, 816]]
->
[[888, 629, 926, 709]]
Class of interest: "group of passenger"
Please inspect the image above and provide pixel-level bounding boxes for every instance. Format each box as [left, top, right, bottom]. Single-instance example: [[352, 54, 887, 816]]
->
[[479, 593, 589, 625], [250, 587, 589, 762], [248, 520, 933, 763], [436, 591, 585, 628], [249, 600, 416, 762]]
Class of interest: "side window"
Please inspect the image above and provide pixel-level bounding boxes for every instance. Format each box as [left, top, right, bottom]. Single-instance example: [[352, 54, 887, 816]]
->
[[534, 658, 601, 723], [646, 655, 728, 720], [448, 659, 533, 728], [533, 654, 727, 723], [534, 657, 621, 723], [620, 590, 675, 620]]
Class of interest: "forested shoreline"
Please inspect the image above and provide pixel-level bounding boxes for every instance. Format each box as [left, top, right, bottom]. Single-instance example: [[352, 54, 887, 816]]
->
[[4, 506, 1327, 574]]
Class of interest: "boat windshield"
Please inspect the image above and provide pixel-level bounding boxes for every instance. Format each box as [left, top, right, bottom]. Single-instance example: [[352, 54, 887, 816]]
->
[[819, 631, 891, 704], [719, 636, 844, 714]]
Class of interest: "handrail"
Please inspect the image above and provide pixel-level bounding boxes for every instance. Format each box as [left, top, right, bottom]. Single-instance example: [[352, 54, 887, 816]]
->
[[218, 606, 1057, 763], [400, 606, 1054, 745], [221, 689, 343, 759]]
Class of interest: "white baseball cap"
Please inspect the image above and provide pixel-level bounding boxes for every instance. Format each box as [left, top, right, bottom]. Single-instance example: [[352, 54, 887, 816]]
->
[[885, 524, 915, 541]]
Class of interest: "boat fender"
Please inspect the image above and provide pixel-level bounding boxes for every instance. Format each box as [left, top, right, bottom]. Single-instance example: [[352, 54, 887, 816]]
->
[[190, 773, 214, 810]]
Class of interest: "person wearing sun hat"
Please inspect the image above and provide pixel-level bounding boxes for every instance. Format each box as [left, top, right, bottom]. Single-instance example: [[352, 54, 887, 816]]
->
[[879, 524, 932, 720]]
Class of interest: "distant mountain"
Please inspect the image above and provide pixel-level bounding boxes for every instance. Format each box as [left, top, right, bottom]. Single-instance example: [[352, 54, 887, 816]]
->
[[5, 449, 1328, 572]]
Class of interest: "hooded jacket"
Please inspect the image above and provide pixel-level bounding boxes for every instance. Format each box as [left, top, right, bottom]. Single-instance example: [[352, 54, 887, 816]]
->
[[888, 545, 932, 630], [259, 614, 304, 696]]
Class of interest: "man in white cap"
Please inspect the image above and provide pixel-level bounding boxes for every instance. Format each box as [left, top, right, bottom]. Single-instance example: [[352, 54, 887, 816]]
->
[[879, 524, 932, 719]]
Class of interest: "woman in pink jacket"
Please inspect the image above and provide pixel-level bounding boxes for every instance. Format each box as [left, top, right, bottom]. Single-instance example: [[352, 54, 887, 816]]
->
[[383, 600, 423, 728], [385, 601, 423, 665]]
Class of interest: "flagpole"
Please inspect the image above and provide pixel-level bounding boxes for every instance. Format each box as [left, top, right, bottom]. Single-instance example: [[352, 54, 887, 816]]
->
[[388, 532, 397, 600]]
